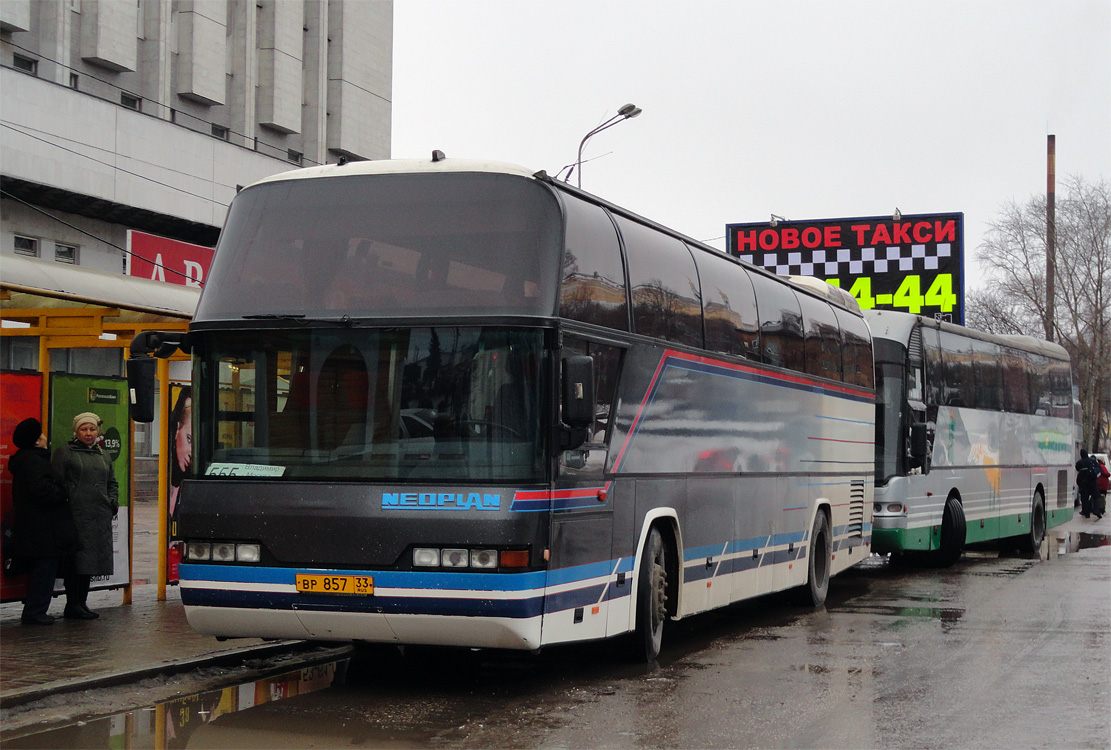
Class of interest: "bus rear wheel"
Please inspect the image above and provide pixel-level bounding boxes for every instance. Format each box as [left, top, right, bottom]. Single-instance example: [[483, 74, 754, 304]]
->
[[630, 526, 669, 662], [932, 495, 965, 568], [1020, 491, 1046, 554], [800, 510, 831, 607]]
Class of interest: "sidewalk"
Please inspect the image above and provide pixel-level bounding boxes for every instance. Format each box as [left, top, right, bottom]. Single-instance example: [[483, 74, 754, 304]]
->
[[0, 501, 306, 708]]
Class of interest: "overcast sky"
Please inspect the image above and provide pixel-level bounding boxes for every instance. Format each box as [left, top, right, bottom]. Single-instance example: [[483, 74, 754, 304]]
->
[[391, 0, 1110, 290]]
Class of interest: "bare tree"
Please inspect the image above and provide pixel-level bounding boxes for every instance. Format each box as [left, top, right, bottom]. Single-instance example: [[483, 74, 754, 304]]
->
[[971, 175, 1110, 452]]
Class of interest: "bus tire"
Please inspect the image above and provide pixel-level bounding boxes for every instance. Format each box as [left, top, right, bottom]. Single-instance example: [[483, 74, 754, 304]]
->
[[932, 495, 966, 568], [630, 526, 669, 662], [801, 510, 831, 607], [1020, 491, 1046, 554]]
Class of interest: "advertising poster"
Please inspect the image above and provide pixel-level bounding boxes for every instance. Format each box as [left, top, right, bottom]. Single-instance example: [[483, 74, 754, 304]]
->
[[727, 212, 965, 324], [0, 371, 43, 602], [167, 383, 192, 584], [50, 374, 131, 590]]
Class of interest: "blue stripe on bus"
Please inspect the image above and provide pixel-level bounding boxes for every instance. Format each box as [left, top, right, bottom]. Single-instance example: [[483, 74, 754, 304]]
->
[[180, 564, 549, 592], [683, 531, 807, 563]]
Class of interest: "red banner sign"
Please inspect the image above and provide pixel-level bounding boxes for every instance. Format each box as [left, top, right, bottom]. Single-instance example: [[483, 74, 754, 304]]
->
[[126, 230, 214, 288]]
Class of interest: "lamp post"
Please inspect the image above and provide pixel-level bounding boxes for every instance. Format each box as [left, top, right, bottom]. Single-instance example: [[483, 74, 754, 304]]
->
[[568, 103, 642, 188]]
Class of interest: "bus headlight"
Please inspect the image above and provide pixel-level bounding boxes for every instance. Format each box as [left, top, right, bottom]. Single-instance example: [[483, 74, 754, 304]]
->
[[413, 548, 440, 567], [441, 548, 469, 568], [184, 541, 261, 563], [412, 546, 530, 570], [236, 544, 261, 562], [212, 543, 236, 562], [886, 503, 905, 514], [470, 549, 498, 569]]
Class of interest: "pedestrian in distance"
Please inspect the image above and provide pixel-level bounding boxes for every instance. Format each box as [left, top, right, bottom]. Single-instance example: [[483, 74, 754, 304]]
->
[[1096, 456, 1109, 518], [1075, 449, 1101, 520], [51, 412, 118, 619], [7, 418, 78, 625]]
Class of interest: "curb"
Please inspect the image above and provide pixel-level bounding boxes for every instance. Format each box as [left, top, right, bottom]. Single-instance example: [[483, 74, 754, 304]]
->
[[0, 640, 354, 710]]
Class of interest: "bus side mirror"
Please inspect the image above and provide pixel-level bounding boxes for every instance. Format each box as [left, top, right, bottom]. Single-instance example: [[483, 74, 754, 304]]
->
[[560, 356, 594, 451], [127, 356, 158, 423], [910, 422, 929, 461], [561, 356, 595, 428]]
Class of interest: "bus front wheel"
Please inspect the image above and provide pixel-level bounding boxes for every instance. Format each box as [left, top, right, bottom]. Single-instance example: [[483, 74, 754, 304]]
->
[[932, 495, 966, 568], [801, 510, 831, 607], [631, 526, 669, 662]]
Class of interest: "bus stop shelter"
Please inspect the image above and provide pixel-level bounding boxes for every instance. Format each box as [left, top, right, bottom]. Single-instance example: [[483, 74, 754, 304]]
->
[[1, 254, 199, 603]]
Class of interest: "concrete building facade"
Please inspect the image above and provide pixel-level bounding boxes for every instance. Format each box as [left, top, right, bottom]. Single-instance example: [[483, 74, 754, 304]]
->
[[1, 0, 393, 281]]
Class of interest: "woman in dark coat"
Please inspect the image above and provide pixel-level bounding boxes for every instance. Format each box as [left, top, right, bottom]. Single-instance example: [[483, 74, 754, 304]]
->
[[9, 418, 77, 625], [52, 412, 118, 619]]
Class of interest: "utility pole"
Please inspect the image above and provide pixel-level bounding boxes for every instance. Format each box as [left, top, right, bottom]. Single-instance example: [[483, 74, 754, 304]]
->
[[1045, 134, 1056, 342]]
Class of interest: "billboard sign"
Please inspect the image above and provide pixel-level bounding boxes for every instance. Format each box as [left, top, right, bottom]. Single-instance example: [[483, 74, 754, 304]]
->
[[726, 212, 964, 324], [126, 230, 214, 288]]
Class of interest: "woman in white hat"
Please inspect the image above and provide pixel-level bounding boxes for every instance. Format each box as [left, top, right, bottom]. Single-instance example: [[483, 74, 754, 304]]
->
[[51, 412, 118, 619]]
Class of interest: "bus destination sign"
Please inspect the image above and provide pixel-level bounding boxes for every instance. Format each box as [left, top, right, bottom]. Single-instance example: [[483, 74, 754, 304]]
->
[[726, 212, 964, 324]]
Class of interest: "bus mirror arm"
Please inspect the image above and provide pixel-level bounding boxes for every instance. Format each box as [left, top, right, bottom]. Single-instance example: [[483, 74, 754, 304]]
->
[[126, 331, 192, 423]]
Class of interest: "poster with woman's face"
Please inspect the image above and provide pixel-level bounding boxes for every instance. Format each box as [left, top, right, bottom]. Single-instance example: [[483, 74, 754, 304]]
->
[[167, 383, 192, 584]]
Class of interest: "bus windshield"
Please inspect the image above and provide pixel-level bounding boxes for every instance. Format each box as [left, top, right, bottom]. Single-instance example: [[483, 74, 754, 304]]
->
[[194, 172, 562, 321], [195, 327, 548, 483]]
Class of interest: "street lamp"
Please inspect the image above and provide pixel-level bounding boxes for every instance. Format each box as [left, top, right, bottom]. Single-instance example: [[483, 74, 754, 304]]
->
[[567, 103, 642, 188]]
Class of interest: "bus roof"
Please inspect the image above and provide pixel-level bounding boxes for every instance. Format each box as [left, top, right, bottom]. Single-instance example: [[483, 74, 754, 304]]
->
[[864, 309, 1070, 361], [248, 157, 540, 189]]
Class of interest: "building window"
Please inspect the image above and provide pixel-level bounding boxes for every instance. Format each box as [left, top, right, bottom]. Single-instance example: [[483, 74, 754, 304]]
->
[[212, 124, 230, 140], [14, 236, 39, 257], [54, 243, 78, 264], [121, 93, 141, 110], [13, 55, 37, 75], [70, 73, 80, 89], [287, 149, 303, 165]]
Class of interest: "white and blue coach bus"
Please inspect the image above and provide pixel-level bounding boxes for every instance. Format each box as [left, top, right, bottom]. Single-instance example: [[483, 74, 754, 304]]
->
[[129, 157, 875, 660]]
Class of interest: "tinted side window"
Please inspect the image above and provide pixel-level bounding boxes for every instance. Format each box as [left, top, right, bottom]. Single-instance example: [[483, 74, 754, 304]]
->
[[1002, 349, 1032, 414], [559, 199, 629, 330], [616, 216, 703, 347], [698, 250, 760, 359], [798, 294, 842, 381], [1047, 357, 1072, 416], [1029, 354, 1050, 415], [834, 308, 874, 388], [750, 273, 805, 371], [922, 326, 943, 407], [971, 339, 1002, 410], [939, 331, 975, 407]]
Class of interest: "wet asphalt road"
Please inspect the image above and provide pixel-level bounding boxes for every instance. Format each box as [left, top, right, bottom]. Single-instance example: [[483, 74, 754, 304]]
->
[[8, 535, 1109, 749], [176, 538, 1110, 750]]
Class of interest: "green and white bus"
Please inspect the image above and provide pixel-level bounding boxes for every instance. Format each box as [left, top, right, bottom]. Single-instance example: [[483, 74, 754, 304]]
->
[[867, 310, 1075, 565]]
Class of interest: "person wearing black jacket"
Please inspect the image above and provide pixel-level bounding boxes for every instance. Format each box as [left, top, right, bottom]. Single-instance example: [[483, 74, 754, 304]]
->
[[1076, 449, 1101, 519], [8, 418, 77, 625]]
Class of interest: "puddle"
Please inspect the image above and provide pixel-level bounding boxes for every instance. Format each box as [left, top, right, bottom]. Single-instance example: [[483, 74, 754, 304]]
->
[[1048, 530, 1110, 557], [3, 658, 349, 749]]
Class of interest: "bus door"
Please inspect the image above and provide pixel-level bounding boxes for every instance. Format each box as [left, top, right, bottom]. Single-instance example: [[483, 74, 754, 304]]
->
[[543, 339, 624, 645]]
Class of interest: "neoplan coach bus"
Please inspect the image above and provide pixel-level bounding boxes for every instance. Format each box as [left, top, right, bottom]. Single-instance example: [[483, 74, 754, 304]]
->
[[129, 157, 875, 661], [867, 309, 1075, 566]]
